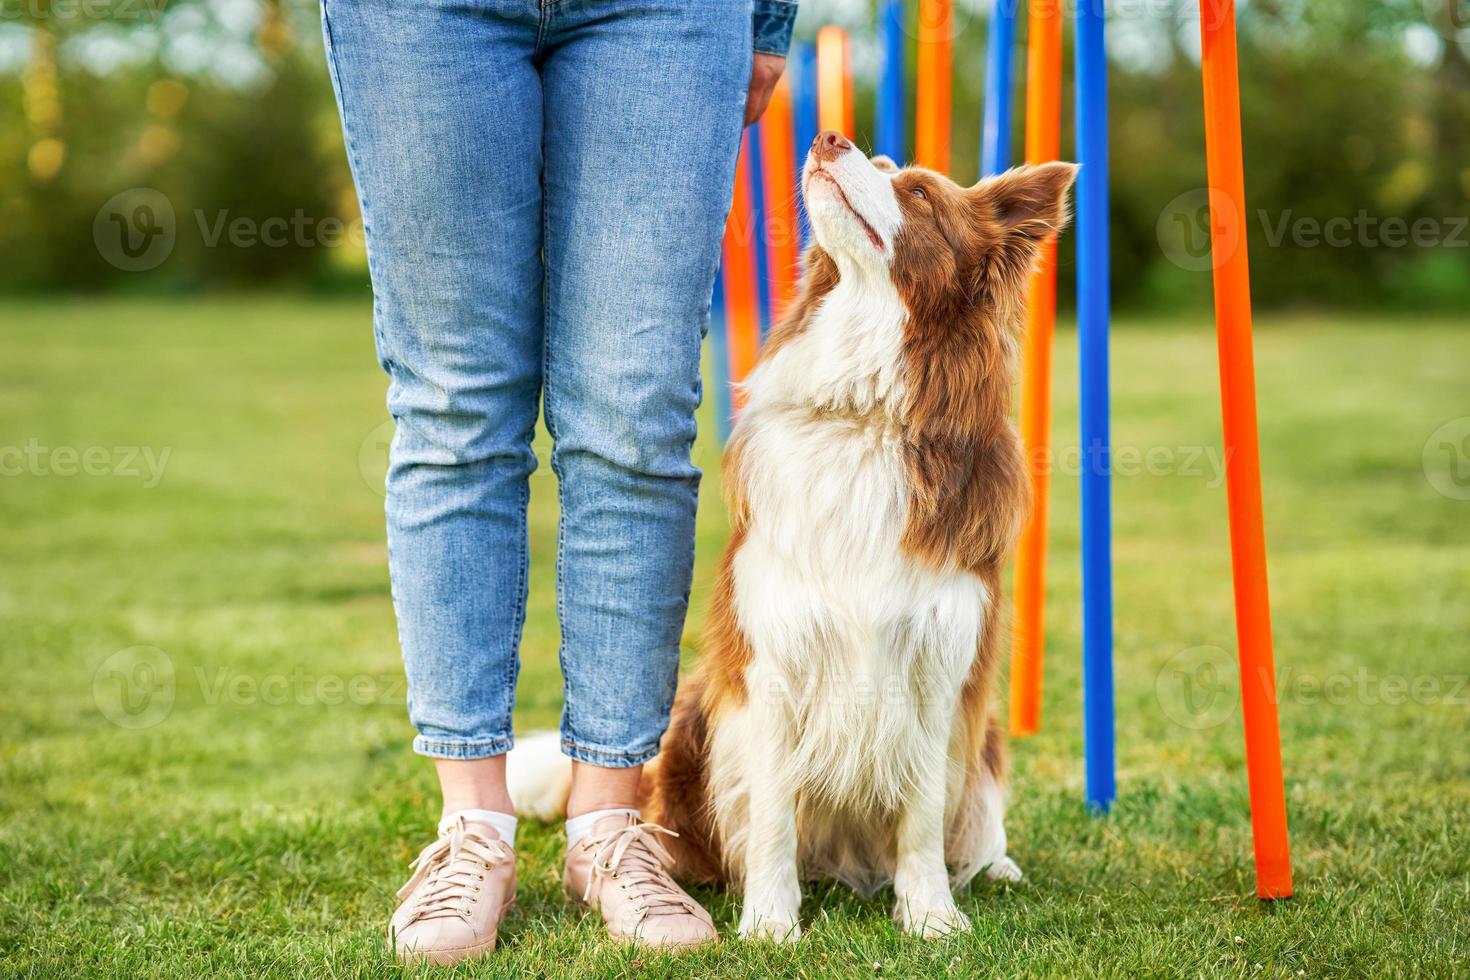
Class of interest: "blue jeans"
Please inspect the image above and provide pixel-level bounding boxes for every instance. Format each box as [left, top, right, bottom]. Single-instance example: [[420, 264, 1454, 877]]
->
[[322, 0, 751, 767]]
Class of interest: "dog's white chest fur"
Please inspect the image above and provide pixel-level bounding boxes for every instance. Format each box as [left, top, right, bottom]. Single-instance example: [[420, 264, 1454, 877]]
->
[[721, 271, 987, 827]]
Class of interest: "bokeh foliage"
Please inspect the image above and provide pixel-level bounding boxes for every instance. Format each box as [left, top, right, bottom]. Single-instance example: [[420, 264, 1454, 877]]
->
[[1, 0, 1466, 309]]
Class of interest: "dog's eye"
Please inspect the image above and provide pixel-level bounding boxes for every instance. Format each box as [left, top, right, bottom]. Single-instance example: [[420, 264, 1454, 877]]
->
[[910, 187, 927, 201]]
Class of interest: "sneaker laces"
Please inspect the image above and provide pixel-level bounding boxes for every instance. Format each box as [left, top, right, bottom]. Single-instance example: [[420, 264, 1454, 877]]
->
[[398, 817, 512, 926], [581, 820, 695, 922]]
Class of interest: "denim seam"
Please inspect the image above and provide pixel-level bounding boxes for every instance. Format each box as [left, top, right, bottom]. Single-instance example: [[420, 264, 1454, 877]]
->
[[323, 0, 412, 724], [322, 2, 386, 366], [539, 143, 572, 731], [560, 737, 662, 770], [414, 734, 516, 761], [508, 176, 542, 725], [504, 474, 530, 727], [533, 0, 551, 56]]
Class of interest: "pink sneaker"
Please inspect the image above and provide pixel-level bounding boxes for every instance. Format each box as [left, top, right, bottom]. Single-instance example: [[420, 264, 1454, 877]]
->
[[564, 812, 717, 948], [390, 816, 516, 965]]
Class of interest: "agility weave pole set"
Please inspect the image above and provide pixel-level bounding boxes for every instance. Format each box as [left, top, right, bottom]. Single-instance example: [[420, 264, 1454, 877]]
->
[[712, 0, 1291, 900]]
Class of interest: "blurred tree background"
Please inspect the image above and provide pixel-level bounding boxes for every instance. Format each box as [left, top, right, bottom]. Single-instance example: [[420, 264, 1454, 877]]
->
[[1, 0, 1466, 309]]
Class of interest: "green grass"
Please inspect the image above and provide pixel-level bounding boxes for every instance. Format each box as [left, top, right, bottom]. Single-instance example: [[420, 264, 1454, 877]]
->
[[2, 298, 1466, 978]]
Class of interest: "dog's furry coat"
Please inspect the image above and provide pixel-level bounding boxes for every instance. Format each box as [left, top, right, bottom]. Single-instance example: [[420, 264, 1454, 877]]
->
[[512, 136, 1077, 939]]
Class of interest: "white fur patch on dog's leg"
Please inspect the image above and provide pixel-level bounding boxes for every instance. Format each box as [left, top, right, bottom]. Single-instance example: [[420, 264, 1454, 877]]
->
[[976, 773, 1023, 883], [736, 673, 802, 942], [894, 706, 971, 937]]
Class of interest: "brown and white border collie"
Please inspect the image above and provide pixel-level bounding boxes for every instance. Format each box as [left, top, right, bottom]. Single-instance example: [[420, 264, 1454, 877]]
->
[[512, 133, 1077, 940]]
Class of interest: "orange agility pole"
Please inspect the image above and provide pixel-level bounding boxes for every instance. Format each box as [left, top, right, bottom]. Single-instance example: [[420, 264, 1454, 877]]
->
[[1009, 0, 1064, 738], [760, 74, 801, 323], [721, 136, 763, 415], [1199, 0, 1293, 901], [816, 26, 854, 137], [914, 0, 953, 172]]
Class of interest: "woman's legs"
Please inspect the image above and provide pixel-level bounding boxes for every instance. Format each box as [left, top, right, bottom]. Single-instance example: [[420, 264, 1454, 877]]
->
[[328, 0, 751, 952], [324, 1, 545, 961], [322, 0, 543, 780], [532, 2, 748, 942], [537, 4, 748, 943], [539, 0, 751, 779]]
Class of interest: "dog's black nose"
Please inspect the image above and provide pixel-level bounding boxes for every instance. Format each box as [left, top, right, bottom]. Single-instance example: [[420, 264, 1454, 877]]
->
[[811, 130, 852, 162]]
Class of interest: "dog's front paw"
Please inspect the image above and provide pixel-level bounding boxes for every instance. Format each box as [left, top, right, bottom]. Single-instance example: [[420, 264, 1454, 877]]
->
[[895, 894, 972, 938], [739, 869, 802, 941], [737, 907, 802, 943], [985, 855, 1023, 882]]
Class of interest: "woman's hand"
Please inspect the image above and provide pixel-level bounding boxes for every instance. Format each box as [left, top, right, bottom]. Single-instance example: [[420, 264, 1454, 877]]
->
[[744, 53, 787, 126]]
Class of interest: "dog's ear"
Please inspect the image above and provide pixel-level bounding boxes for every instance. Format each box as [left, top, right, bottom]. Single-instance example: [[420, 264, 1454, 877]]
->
[[870, 154, 900, 174], [976, 162, 1079, 244], [966, 162, 1078, 287]]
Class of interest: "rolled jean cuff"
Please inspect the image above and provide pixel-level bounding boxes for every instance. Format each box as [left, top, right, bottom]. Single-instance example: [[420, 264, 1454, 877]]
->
[[413, 733, 515, 760], [560, 736, 662, 769]]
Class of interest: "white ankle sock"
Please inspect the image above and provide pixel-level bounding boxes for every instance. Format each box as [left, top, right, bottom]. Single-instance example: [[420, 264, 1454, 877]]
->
[[440, 808, 518, 847], [565, 807, 639, 849]]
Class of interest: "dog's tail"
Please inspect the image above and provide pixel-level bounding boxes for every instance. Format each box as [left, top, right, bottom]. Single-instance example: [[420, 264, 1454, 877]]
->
[[505, 731, 573, 821]]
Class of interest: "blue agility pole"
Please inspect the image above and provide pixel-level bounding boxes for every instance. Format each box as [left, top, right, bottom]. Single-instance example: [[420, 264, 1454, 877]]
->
[[746, 121, 774, 343], [792, 40, 819, 248], [709, 266, 733, 442], [980, 0, 1016, 177], [1076, 0, 1115, 812], [876, 0, 906, 162]]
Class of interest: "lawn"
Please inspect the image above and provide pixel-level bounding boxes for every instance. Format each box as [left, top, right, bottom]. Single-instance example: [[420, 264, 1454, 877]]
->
[[1, 298, 1466, 978]]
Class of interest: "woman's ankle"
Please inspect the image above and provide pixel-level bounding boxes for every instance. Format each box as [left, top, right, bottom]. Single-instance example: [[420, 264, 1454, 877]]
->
[[435, 756, 514, 819], [565, 760, 643, 817]]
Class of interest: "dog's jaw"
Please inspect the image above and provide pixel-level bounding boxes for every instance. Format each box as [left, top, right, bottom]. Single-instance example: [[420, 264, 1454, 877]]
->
[[801, 146, 903, 265], [806, 169, 885, 253]]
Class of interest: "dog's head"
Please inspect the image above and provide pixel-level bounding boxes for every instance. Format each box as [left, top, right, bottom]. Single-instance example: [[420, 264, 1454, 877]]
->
[[801, 131, 1078, 326], [788, 136, 1077, 570], [792, 131, 1077, 442]]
